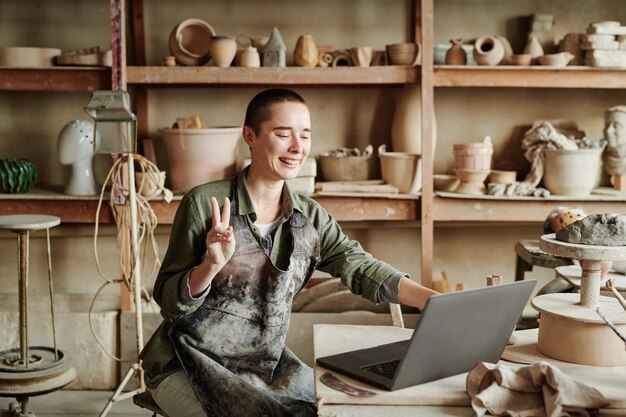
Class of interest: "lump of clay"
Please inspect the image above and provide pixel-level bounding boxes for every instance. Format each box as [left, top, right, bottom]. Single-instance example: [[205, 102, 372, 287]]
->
[[556, 213, 626, 246]]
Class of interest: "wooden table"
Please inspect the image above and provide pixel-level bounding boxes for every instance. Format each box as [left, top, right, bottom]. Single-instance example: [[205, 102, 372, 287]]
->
[[313, 324, 626, 416]]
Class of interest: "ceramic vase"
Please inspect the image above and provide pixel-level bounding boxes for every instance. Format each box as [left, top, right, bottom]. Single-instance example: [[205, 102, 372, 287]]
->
[[391, 84, 437, 157], [445, 39, 466, 65], [240, 46, 261, 68], [473, 36, 504, 66], [210, 36, 237, 67], [294, 34, 318, 67], [0, 159, 37, 193], [523, 35, 544, 63]]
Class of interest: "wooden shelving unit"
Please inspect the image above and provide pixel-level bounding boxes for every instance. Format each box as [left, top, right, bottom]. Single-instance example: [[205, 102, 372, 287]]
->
[[0, 191, 418, 224], [434, 66, 626, 88], [432, 194, 626, 222], [126, 66, 419, 86], [0, 67, 111, 91]]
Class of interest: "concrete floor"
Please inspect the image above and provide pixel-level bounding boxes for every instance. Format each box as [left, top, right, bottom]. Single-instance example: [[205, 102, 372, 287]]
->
[[0, 390, 152, 416]]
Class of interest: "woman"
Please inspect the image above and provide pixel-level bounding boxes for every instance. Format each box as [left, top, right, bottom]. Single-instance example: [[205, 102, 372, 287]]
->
[[141, 88, 438, 417]]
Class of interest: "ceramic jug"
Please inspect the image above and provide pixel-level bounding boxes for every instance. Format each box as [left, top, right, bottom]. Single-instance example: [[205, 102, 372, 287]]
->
[[210, 36, 237, 67], [473, 36, 504, 66], [445, 39, 466, 65]]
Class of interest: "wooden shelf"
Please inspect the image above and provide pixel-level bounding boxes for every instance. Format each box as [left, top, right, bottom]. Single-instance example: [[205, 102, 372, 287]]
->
[[433, 195, 626, 222], [434, 66, 626, 89], [0, 191, 419, 224], [0, 67, 111, 91], [126, 66, 420, 86]]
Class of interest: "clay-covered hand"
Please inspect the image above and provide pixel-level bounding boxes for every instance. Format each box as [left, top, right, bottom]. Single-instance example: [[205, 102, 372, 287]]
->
[[204, 197, 235, 267]]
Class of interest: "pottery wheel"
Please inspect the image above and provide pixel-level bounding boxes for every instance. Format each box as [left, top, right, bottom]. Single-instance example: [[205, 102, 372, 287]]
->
[[533, 234, 626, 366]]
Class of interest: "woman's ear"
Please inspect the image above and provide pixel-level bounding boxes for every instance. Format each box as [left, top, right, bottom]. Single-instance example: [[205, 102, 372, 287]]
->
[[242, 126, 256, 149]]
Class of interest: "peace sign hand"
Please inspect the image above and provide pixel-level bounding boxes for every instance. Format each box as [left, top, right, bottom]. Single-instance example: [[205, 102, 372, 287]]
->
[[204, 197, 236, 268]]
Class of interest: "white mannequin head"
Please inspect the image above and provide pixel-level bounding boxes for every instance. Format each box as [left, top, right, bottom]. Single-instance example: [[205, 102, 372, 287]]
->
[[57, 119, 99, 195]]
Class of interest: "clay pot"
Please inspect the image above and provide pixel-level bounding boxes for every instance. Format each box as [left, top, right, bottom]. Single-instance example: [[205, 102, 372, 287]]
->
[[210, 36, 237, 67], [379, 145, 421, 194], [240, 46, 260, 68], [523, 35, 544, 63], [509, 54, 532, 66], [160, 127, 241, 193], [538, 52, 574, 67], [391, 84, 422, 155], [319, 155, 380, 181], [348, 46, 373, 67], [445, 39, 466, 65], [168, 18, 215, 66], [386, 42, 421, 66], [496, 36, 513, 64], [294, 34, 318, 67], [543, 148, 603, 196], [453, 141, 493, 171], [473, 36, 504, 66]]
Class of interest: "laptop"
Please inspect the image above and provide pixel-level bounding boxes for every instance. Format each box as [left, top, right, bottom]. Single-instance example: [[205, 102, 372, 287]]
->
[[316, 280, 536, 391]]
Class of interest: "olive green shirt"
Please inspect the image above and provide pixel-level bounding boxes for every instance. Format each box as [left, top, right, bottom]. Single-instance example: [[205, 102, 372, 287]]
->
[[140, 168, 406, 384]]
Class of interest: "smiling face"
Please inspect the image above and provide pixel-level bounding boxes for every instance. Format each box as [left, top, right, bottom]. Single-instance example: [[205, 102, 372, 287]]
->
[[244, 101, 311, 182]]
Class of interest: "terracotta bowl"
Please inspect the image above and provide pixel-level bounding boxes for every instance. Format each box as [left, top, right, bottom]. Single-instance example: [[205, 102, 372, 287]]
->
[[433, 174, 460, 192], [509, 54, 532, 66], [386, 42, 420, 66]]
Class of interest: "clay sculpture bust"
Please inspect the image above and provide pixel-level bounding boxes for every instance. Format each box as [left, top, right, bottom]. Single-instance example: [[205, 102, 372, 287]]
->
[[602, 105, 626, 176], [57, 119, 99, 195]]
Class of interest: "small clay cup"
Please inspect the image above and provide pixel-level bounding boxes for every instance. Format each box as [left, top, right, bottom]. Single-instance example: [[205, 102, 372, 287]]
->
[[509, 54, 532, 66]]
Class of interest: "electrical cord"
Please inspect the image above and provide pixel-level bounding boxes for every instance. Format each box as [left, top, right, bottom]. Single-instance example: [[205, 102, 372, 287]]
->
[[90, 153, 172, 361]]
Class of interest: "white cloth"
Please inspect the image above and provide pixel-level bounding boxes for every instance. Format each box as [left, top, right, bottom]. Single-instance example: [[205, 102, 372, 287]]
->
[[466, 361, 609, 417], [521, 121, 579, 187]]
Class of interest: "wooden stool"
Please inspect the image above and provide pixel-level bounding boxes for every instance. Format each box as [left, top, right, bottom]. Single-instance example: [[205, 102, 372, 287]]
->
[[133, 391, 169, 417], [514, 239, 572, 282], [0, 215, 76, 417]]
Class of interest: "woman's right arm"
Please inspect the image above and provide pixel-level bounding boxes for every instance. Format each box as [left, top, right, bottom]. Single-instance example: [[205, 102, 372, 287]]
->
[[152, 194, 210, 320]]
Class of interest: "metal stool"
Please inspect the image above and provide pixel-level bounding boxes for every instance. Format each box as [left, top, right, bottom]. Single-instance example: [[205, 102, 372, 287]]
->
[[0, 215, 76, 417]]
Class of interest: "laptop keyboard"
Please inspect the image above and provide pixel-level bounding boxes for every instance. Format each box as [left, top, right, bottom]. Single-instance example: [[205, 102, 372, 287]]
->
[[361, 359, 401, 379]]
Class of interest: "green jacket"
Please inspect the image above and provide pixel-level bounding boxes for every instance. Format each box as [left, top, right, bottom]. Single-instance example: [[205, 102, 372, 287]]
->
[[141, 168, 405, 383]]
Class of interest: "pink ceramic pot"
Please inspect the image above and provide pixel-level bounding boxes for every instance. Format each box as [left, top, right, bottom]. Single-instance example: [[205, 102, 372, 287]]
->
[[160, 127, 241, 193]]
